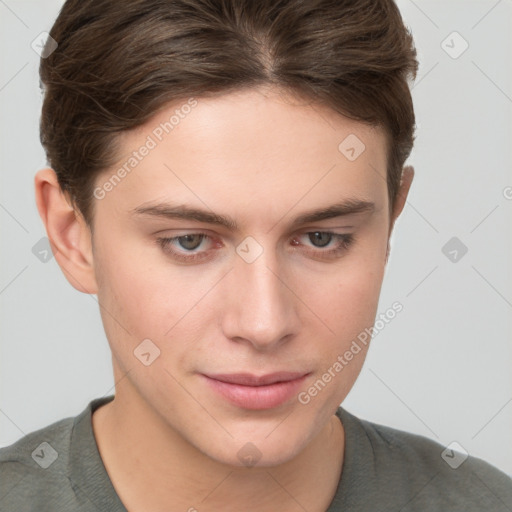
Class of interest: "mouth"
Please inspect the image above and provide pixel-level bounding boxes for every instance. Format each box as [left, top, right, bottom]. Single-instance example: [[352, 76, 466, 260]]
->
[[201, 371, 310, 410]]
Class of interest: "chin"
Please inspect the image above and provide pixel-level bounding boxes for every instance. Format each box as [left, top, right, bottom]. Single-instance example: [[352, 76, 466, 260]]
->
[[198, 428, 310, 470]]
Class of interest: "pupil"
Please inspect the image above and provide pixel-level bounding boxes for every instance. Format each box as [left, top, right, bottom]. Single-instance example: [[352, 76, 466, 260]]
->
[[309, 232, 331, 248], [178, 234, 203, 250]]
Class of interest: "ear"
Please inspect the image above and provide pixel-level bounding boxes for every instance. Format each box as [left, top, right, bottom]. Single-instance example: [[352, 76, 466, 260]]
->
[[386, 165, 414, 263], [34, 168, 98, 294]]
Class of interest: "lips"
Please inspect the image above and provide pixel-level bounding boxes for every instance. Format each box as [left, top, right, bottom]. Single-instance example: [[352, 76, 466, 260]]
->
[[202, 371, 310, 410], [206, 372, 308, 386]]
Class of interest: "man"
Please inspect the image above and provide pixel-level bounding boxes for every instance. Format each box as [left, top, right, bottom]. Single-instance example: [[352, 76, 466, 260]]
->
[[1, 0, 511, 510]]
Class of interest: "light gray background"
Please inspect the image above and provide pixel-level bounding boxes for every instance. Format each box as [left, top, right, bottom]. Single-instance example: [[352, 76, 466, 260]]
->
[[1, 0, 511, 476]]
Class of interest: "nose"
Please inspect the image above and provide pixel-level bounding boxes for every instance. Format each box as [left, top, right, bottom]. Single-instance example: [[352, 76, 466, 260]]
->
[[220, 244, 300, 351]]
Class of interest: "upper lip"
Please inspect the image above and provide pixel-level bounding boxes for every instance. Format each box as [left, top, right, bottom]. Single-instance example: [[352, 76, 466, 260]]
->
[[204, 372, 309, 386]]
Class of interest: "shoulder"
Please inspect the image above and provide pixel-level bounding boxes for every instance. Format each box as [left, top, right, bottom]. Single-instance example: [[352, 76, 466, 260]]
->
[[336, 407, 512, 511], [0, 413, 81, 510]]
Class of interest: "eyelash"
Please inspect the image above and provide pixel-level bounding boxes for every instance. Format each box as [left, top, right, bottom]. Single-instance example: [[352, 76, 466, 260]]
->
[[156, 232, 355, 263]]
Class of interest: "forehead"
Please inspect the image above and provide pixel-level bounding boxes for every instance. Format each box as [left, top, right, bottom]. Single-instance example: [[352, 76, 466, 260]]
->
[[95, 86, 389, 223]]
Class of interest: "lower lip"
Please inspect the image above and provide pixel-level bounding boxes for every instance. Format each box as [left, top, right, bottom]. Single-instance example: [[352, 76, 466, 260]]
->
[[202, 374, 309, 410]]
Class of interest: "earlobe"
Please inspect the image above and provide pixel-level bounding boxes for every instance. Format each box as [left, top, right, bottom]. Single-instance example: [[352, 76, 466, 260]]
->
[[34, 168, 98, 294]]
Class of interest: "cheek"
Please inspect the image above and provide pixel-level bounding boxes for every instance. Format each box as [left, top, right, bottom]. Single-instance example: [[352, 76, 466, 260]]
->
[[300, 267, 384, 407], [300, 255, 386, 340], [93, 236, 175, 348], [293, 241, 386, 406], [94, 236, 217, 373], [94, 218, 387, 364]]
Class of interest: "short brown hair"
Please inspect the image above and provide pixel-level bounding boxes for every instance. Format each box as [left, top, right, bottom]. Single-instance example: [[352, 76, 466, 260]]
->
[[39, 0, 418, 227]]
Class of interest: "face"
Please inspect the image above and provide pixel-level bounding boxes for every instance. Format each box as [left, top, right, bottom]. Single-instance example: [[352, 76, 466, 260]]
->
[[90, 85, 391, 467]]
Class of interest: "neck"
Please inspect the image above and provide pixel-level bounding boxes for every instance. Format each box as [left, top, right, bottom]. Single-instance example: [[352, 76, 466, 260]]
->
[[92, 391, 345, 512]]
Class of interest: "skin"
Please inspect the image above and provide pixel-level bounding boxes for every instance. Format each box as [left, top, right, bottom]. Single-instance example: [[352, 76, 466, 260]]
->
[[34, 85, 413, 512]]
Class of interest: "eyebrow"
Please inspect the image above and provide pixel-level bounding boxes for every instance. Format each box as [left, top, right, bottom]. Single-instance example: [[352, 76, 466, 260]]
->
[[131, 198, 375, 232]]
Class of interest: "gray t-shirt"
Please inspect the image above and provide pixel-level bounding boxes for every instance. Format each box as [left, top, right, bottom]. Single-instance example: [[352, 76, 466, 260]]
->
[[1, 394, 511, 511]]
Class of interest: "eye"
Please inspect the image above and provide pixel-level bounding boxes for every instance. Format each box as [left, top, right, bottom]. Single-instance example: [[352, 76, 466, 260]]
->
[[307, 231, 334, 248], [156, 230, 355, 264], [172, 234, 205, 251], [291, 231, 355, 259], [156, 233, 216, 263]]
